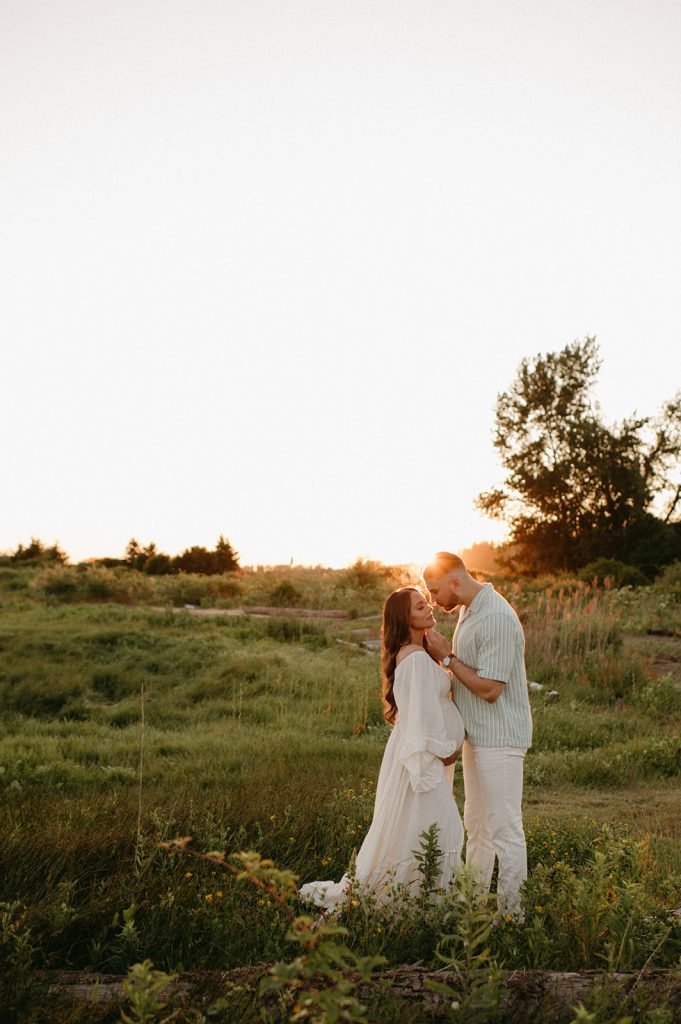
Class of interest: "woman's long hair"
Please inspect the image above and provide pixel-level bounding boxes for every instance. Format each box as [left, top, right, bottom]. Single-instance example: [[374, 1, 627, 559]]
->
[[381, 586, 427, 725]]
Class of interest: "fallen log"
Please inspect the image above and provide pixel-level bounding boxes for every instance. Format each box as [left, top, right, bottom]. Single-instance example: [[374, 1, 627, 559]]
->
[[38, 966, 681, 1017], [241, 606, 349, 619]]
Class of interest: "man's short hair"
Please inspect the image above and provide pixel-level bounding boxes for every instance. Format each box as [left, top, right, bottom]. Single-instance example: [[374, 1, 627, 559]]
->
[[423, 551, 466, 579]]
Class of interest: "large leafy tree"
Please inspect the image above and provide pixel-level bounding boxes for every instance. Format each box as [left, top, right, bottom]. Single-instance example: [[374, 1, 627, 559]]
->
[[476, 337, 681, 574]]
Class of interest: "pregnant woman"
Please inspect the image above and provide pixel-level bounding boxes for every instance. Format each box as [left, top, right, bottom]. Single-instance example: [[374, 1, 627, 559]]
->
[[299, 587, 465, 910]]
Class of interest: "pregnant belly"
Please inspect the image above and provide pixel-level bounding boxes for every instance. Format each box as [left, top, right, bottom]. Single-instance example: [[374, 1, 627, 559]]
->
[[442, 700, 465, 748]]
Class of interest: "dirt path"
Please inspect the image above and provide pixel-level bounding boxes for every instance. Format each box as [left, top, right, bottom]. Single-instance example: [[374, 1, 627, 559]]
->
[[147, 605, 349, 619]]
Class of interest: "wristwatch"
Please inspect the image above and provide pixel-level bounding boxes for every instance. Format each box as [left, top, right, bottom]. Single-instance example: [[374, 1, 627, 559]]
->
[[442, 654, 453, 668]]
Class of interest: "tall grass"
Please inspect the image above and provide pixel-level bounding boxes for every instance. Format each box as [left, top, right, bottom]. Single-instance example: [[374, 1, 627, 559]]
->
[[0, 567, 680, 1021]]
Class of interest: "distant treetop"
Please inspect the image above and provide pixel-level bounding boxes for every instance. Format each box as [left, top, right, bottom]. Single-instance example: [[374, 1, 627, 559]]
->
[[124, 535, 240, 575], [7, 537, 68, 566]]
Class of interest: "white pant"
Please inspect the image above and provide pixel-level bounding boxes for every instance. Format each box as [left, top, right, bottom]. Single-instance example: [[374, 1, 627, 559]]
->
[[461, 741, 527, 915]]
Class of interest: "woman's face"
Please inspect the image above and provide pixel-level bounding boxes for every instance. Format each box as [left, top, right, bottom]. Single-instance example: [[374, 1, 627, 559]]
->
[[409, 589, 436, 631]]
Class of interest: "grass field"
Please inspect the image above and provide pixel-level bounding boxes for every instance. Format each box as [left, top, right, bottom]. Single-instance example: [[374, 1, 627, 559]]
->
[[1, 563, 680, 1022]]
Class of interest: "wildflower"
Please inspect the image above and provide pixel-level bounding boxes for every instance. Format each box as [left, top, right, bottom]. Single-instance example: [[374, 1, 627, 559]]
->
[[184, 871, 193, 879], [351, 899, 359, 907], [269, 814, 276, 821], [321, 858, 331, 866], [216, 891, 223, 898], [504, 914, 513, 922], [535, 905, 544, 913], [204, 893, 213, 903]]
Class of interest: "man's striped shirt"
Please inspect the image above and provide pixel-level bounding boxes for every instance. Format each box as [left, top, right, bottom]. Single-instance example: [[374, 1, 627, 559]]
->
[[452, 582, 533, 748]]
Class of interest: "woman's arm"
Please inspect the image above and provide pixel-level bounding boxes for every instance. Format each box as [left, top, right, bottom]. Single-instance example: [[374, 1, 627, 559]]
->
[[397, 652, 459, 792]]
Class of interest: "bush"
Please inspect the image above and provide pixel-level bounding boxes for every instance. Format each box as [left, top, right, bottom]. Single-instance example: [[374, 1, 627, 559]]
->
[[30, 566, 80, 600], [654, 559, 681, 601], [336, 558, 395, 593], [268, 581, 302, 607], [154, 573, 242, 608], [579, 559, 649, 588], [0, 568, 32, 594], [264, 617, 330, 649], [29, 567, 154, 604], [633, 675, 681, 719]]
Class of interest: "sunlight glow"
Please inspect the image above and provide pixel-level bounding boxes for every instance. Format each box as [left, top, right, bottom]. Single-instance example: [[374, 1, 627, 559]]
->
[[2, 0, 680, 566]]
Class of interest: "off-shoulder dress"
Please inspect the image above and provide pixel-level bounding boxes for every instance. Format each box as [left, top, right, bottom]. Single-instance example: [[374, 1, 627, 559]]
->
[[299, 650, 465, 909]]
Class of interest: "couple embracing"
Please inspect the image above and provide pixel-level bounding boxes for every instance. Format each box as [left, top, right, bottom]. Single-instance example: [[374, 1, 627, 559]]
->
[[300, 551, 533, 917]]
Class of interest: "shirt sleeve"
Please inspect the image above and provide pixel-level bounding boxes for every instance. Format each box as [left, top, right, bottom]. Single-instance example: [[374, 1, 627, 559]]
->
[[474, 612, 521, 683], [397, 652, 458, 793]]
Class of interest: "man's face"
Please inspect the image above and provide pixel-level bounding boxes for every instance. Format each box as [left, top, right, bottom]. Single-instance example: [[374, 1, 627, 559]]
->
[[424, 572, 460, 612]]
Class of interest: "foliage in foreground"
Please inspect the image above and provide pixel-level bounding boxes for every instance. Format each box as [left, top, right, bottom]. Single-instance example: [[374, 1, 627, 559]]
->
[[3, 824, 681, 1023], [0, 569, 680, 1021]]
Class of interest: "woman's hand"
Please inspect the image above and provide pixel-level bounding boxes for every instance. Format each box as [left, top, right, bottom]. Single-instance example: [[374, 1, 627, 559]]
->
[[440, 750, 459, 767]]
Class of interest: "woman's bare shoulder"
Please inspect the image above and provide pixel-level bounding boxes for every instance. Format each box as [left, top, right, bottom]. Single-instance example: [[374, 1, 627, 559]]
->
[[395, 644, 427, 666]]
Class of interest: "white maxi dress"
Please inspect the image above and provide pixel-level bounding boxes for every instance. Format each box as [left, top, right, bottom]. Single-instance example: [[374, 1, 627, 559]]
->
[[299, 650, 465, 910]]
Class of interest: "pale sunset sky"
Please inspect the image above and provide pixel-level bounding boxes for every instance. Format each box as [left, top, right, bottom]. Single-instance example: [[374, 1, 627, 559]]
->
[[2, 0, 680, 567]]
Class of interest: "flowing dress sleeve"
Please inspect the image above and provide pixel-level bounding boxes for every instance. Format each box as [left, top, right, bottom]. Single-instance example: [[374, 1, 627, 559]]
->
[[395, 651, 458, 794]]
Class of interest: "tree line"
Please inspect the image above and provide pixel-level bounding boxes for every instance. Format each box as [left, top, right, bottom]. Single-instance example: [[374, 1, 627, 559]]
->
[[109, 535, 240, 575], [2, 536, 240, 575]]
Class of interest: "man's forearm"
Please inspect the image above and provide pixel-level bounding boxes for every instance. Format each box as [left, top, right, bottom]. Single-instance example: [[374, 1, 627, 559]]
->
[[450, 655, 504, 704], [424, 627, 504, 703]]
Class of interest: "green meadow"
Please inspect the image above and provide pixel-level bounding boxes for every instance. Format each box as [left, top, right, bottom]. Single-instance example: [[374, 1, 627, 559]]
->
[[1, 562, 681, 1022]]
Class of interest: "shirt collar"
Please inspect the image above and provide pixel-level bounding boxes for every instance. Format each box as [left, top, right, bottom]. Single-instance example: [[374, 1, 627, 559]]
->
[[460, 582, 494, 619]]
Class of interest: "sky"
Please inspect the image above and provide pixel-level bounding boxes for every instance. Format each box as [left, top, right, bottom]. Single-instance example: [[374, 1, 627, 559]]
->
[[2, 0, 680, 568]]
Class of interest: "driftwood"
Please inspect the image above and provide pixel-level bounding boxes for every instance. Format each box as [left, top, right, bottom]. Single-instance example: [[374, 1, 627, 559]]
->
[[39, 966, 681, 1016]]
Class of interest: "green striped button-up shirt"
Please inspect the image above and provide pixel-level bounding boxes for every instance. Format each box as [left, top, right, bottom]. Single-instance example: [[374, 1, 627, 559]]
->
[[452, 582, 533, 749]]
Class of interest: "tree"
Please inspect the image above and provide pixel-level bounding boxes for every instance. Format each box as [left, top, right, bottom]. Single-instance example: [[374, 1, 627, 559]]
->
[[213, 535, 240, 573], [476, 337, 681, 574], [124, 535, 239, 575], [125, 538, 146, 571], [174, 537, 240, 575], [458, 542, 503, 575], [11, 537, 67, 565]]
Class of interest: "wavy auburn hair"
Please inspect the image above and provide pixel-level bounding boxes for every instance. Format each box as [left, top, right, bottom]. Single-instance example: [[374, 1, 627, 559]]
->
[[381, 586, 428, 725]]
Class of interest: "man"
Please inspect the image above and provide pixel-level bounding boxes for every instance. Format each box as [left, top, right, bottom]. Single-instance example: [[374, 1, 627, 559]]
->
[[423, 551, 532, 916]]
